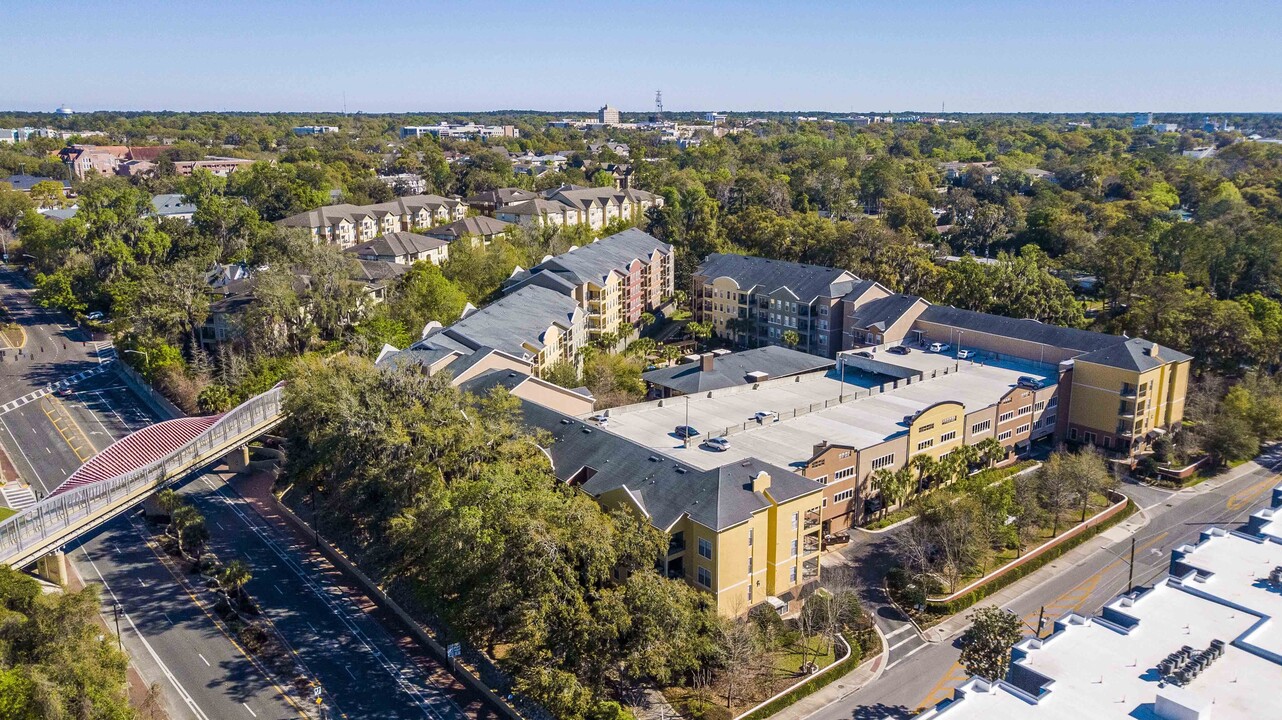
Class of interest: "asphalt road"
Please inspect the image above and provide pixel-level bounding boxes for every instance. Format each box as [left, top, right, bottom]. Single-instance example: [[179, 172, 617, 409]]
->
[[808, 449, 1282, 720], [0, 265, 107, 399]]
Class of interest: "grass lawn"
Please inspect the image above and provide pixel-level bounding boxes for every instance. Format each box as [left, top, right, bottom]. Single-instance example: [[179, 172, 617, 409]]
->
[[0, 323, 23, 350], [775, 636, 838, 674], [0, 507, 15, 522]]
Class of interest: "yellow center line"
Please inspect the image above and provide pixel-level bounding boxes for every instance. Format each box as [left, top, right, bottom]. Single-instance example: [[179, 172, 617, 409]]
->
[[1226, 474, 1279, 511], [916, 660, 966, 711], [40, 397, 98, 464]]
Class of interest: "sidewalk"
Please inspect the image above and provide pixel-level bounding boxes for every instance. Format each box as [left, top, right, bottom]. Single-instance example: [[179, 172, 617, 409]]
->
[[765, 629, 887, 720]]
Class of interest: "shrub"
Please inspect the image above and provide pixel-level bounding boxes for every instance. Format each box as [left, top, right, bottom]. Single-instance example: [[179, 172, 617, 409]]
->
[[739, 636, 865, 720]]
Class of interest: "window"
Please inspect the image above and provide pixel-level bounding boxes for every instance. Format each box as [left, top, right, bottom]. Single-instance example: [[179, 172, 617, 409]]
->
[[834, 488, 855, 502], [918, 423, 935, 432], [997, 430, 1013, 441], [838, 450, 851, 459], [940, 430, 957, 443], [834, 467, 855, 481], [698, 538, 712, 560], [971, 420, 992, 434], [871, 453, 895, 470], [942, 416, 958, 425], [819, 306, 828, 316], [813, 475, 828, 485], [790, 567, 798, 584], [999, 411, 1014, 423], [747, 557, 753, 574], [1018, 405, 1033, 416], [1047, 397, 1058, 409], [1034, 401, 1045, 411], [1069, 427, 1078, 440], [1085, 432, 1097, 444], [1033, 419, 1042, 430], [747, 528, 753, 547], [1016, 424, 1030, 435], [790, 539, 798, 557], [791, 512, 798, 530], [697, 567, 712, 588], [917, 438, 934, 451], [1043, 414, 1056, 426]]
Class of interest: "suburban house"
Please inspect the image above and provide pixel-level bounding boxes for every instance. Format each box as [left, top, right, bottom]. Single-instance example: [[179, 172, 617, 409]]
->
[[503, 228, 674, 340], [693, 254, 860, 358], [150, 194, 197, 222], [344, 231, 449, 265], [278, 195, 467, 247], [423, 216, 512, 246], [1, 174, 72, 195]]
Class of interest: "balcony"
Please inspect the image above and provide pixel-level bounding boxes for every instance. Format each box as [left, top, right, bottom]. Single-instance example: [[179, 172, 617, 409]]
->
[[667, 535, 685, 557], [802, 558, 820, 580], [1120, 384, 1137, 398], [803, 536, 821, 555], [804, 509, 821, 531]]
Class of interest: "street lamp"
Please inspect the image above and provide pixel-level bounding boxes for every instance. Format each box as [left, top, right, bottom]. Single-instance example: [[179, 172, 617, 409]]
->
[[113, 603, 123, 651], [956, 330, 964, 361]]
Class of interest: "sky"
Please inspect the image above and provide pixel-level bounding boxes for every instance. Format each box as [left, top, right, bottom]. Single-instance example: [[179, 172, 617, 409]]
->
[[2, 0, 1280, 114]]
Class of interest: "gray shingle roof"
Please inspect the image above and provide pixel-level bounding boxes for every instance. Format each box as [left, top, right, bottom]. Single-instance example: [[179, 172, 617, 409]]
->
[[1075, 338, 1192, 372], [345, 231, 446, 259], [918, 305, 1124, 354], [847, 294, 926, 333], [428, 285, 579, 358], [642, 346, 834, 395], [532, 228, 671, 286], [697, 254, 859, 303], [498, 393, 822, 531], [424, 216, 512, 240]]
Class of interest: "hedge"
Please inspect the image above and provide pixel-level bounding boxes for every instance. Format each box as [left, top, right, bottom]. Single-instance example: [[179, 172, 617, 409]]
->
[[738, 634, 869, 720], [925, 498, 1137, 615]]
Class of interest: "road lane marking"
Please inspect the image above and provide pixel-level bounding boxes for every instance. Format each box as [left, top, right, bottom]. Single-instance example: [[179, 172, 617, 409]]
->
[[343, 665, 356, 679], [915, 660, 967, 711], [198, 653, 210, 666], [1, 414, 43, 489], [164, 613, 174, 625], [307, 622, 318, 634], [243, 703, 257, 717], [886, 640, 931, 669], [884, 623, 915, 639]]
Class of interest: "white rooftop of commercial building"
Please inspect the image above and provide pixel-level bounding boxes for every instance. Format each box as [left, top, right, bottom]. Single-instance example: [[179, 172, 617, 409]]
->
[[919, 488, 1282, 720], [597, 355, 1054, 471]]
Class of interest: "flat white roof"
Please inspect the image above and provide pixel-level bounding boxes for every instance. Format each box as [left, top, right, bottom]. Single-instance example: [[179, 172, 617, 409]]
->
[[600, 357, 1053, 471], [922, 489, 1282, 720]]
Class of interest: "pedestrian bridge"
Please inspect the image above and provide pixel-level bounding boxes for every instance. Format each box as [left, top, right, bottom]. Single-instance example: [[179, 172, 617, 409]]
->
[[0, 385, 285, 569]]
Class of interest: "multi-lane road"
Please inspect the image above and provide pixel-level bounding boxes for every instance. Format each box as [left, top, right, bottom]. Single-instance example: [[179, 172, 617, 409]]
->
[[0, 269, 484, 719], [808, 450, 1282, 720]]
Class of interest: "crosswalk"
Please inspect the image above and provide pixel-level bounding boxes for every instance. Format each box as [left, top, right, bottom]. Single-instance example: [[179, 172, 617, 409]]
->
[[0, 360, 116, 416], [0, 483, 37, 512]]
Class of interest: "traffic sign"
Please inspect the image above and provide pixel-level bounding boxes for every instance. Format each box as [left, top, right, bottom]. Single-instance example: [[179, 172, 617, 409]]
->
[[447, 643, 461, 659]]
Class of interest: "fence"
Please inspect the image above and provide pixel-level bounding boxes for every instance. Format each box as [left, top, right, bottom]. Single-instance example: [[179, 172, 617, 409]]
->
[[0, 386, 285, 567]]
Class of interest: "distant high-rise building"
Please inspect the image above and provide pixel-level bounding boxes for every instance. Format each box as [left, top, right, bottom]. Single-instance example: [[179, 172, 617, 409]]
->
[[598, 104, 620, 125], [1133, 112, 1154, 129]]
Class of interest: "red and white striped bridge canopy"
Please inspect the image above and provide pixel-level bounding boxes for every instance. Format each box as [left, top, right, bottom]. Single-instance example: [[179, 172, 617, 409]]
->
[[51, 415, 224, 496]]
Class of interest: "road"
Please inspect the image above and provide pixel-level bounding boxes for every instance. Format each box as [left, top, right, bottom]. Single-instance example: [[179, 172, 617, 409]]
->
[[808, 449, 1282, 720]]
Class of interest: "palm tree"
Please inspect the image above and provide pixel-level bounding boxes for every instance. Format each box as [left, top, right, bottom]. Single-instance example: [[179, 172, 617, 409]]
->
[[219, 560, 253, 612], [155, 489, 180, 517], [639, 312, 656, 328], [953, 444, 981, 475], [169, 504, 200, 540], [782, 329, 801, 349], [908, 454, 938, 495], [976, 437, 1005, 468]]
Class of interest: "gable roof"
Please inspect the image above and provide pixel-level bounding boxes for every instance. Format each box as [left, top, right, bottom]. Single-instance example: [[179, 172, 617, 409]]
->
[[846, 293, 928, 333], [918, 305, 1125, 355], [641, 346, 834, 395], [150, 193, 196, 217], [1075, 337, 1192, 372], [424, 216, 512, 240], [2, 174, 71, 192], [532, 228, 671, 286], [344, 231, 447, 259], [428, 284, 579, 359], [696, 253, 859, 303], [504, 397, 822, 531]]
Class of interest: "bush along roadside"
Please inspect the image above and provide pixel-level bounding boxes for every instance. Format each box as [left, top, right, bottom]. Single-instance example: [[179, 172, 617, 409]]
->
[[923, 498, 1137, 616], [864, 461, 1038, 531], [737, 628, 878, 720]]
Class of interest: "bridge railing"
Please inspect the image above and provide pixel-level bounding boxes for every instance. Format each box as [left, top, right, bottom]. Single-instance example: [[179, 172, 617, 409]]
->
[[0, 386, 284, 564]]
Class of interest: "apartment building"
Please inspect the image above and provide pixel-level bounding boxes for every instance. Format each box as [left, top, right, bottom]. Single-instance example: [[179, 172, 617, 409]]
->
[[278, 195, 467, 247], [410, 284, 587, 374], [344, 231, 449, 265], [698, 254, 1191, 460], [598, 105, 621, 125], [503, 228, 674, 339], [693, 254, 859, 358], [493, 185, 663, 230], [513, 397, 824, 615], [423, 216, 513, 246], [292, 126, 338, 135]]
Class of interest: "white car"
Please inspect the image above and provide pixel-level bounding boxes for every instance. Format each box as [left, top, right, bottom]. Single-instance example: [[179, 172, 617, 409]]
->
[[753, 410, 778, 422], [703, 436, 731, 452], [928, 342, 951, 353], [590, 413, 609, 426], [957, 349, 975, 360]]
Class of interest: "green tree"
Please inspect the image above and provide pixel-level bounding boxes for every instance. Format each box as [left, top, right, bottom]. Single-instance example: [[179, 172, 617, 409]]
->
[[219, 560, 253, 612], [197, 384, 234, 414], [0, 183, 33, 231], [781, 329, 800, 349], [959, 606, 1024, 681], [27, 180, 65, 210], [385, 261, 469, 339]]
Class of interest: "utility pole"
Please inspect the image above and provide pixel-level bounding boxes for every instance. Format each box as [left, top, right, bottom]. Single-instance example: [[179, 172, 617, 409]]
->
[[1127, 536, 1136, 590], [684, 395, 691, 447], [113, 603, 123, 651], [1036, 605, 1046, 638], [838, 355, 845, 403]]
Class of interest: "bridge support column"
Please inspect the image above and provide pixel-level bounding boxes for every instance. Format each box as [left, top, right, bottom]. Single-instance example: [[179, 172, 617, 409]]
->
[[224, 445, 250, 473], [34, 550, 69, 587]]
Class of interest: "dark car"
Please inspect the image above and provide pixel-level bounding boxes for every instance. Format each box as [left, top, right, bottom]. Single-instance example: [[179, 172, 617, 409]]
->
[[1016, 375, 1045, 390], [55, 387, 73, 398], [887, 345, 911, 355], [675, 425, 700, 439], [852, 351, 873, 359], [864, 496, 885, 514]]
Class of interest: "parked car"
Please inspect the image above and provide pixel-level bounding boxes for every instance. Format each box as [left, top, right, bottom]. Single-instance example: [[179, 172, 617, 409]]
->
[[864, 496, 885, 514], [55, 387, 73, 398], [675, 425, 700, 439], [703, 436, 731, 452], [928, 342, 951, 353], [852, 351, 873, 359], [86, 311, 105, 322], [887, 345, 911, 355], [1016, 375, 1045, 390], [590, 413, 609, 426], [753, 410, 779, 422], [957, 349, 975, 360]]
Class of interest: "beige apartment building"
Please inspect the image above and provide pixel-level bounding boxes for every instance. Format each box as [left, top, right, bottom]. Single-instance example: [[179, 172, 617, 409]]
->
[[279, 195, 468, 247]]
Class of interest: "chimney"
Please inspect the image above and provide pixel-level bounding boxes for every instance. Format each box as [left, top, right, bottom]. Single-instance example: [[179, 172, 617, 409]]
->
[[701, 353, 715, 372], [1148, 343, 1161, 359], [751, 471, 771, 493], [813, 440, 829, 456]]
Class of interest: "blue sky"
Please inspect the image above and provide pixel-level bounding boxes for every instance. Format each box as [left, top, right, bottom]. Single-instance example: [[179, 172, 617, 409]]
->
[[2, 0, 1279, 113]]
